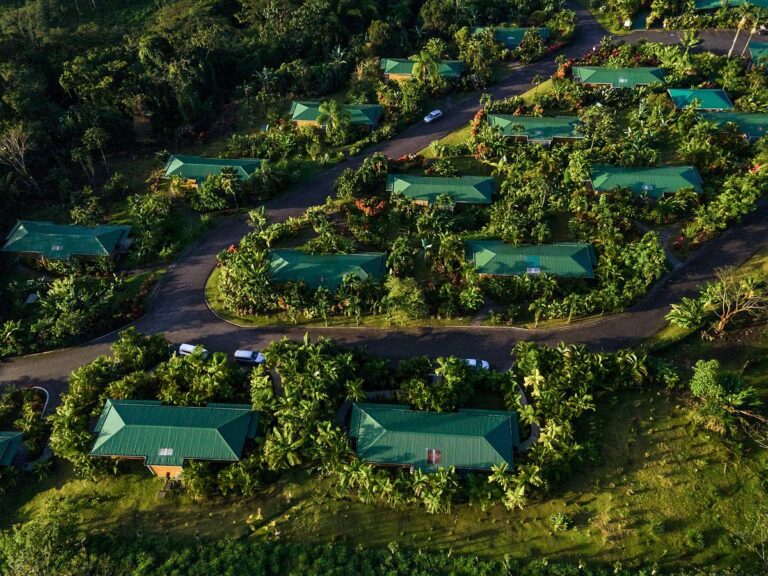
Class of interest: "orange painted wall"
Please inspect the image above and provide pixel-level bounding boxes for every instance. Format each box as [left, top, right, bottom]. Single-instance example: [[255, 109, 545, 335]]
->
[[148, 465, 184, 478], [293, 119, 319, 127], [384, 73, 411, 82]]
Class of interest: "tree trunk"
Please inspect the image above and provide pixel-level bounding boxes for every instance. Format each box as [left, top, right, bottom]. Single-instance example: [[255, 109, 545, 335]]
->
[[741, 30, 757, 58], [728, 25, 743, 58]]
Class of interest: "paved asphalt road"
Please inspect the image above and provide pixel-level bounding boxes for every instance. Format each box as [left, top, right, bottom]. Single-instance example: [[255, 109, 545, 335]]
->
[[0, 7, 757, 403]]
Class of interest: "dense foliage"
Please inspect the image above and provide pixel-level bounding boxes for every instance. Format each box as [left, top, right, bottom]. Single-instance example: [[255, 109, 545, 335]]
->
[[666, 267, 768, 337], [589, 0, 768, 32], [48, 328, 250, 479], [0, 387, 48, 492], [219, 37, 768, 328]]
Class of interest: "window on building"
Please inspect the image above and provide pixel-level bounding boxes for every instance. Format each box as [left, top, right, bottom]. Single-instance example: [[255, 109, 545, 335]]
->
[[158, 448, 174, 457]]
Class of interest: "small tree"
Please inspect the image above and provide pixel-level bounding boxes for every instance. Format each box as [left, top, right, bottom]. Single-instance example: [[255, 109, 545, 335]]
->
[[704, 268, 768, 335], [383, 276, 427, 325], [317, 100, 352, 146], [688, 359, 761, 436], [193, 168, 244, 211]]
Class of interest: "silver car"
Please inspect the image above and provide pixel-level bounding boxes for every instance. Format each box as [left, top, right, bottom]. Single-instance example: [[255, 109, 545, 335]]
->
[[424, 109, 443, 123]]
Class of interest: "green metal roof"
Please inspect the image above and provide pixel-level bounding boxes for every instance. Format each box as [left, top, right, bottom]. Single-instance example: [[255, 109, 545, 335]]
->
[[1, 221, 131, 260], [349, 403, 519, 471], [164, 155, 263, 184], [380, 59, 465, 78], [90, 399, 259, 467], [470, 27, 549, 48], [695, 0, 768, 10], [488, 114, 583, 142], [701, 111, 768, 141], [590, 165, 703, 199], [0, 431, 23, 467], [269, 250, 386, 289], [467, 241, 597, 279], [289, 101, 383, 126], [573, 66, 665, 88], [667, 89, 733, 111], [748, 41, 768, 63], [386, 174, 494, 205]]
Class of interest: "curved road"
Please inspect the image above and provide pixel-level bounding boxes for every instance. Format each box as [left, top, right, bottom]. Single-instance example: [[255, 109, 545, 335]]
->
[[0, 8, 756, 400]]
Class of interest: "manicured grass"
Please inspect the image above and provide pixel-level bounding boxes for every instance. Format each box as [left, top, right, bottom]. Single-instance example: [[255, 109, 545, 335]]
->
[[419, 125, 473, 158], [520, 78, 555, 101]]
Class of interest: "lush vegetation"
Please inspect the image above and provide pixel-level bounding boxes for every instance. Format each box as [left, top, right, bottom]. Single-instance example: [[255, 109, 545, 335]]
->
[[0, 387, 49, 493], [589, 0, 768, 33], [0, 0, 576, 356], [3, 323, 768, 570], [217, 37, 768, 328]]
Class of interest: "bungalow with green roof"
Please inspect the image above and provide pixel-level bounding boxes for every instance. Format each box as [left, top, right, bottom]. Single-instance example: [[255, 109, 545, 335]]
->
[[695, 0, 768, 9], [380, 58, 465, 82], [386, 174, 494, 205], [89, 399, 259, 479], [289, 101, 383, 129], [163, 155, 263, 188], [348, 403, 520, 472], [269, 250, 386, 289], [667, 88, 733, 111], [701, 111, 768, 141], [572, 66, 665, 89], [589, 165, 703, 200], [0, 431, 23, 467], [748, 40, 768, 65], [470, 26, 549, 49], [2, 221, 131, 261], [466, 240, 597, 279], [488, 114, 583, 145]]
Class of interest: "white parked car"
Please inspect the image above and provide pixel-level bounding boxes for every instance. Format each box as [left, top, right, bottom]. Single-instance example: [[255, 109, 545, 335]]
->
[[424, 109, 443, 123], [178, 343, 210, 359], [234, 349, 266, 366], [464, 358, 490, 370]]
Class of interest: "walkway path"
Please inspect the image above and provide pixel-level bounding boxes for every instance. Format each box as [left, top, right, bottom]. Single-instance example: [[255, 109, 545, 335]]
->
[[0, 8, 756, 404]]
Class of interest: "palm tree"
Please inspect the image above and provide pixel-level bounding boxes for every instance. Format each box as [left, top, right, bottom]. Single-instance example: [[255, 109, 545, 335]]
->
[[263, 427, 305, 471], [411, 50, 440, 85], [317, 99, 352, 145], [502, 484, 527, 511], [741, 21, 761, 58], [729, 7, 753, 58], [680, 29, 701, 56]]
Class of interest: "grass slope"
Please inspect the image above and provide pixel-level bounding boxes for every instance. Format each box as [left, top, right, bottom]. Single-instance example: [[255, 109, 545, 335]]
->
[[3, 332, 767, 571]]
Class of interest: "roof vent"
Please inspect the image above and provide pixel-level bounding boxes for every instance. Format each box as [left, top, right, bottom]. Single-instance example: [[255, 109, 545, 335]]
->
[[51, 245, 63, 251], [526, 267, 541, 275], [158, 448, 174, 457], [642, 184, 654, 191]]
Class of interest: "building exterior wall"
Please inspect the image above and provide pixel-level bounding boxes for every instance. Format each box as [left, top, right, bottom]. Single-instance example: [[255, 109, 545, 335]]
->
[[148, 465, 184, 478], [384, 73, 412, 82], [293, 119, 319, 127]]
